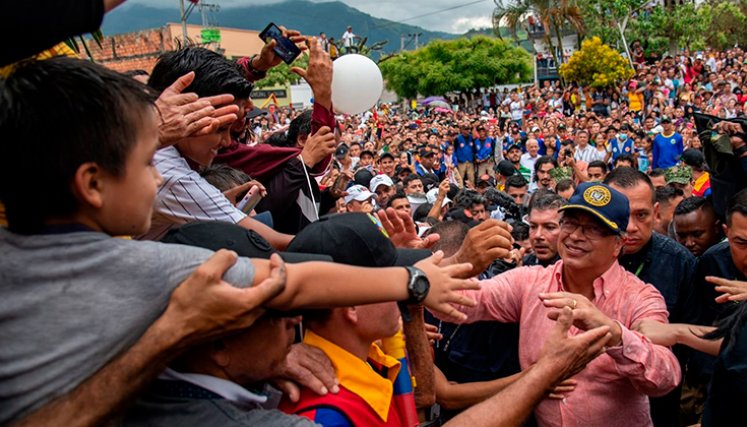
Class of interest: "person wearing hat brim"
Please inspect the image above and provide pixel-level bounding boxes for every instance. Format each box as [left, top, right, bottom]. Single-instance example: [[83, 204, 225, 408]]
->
[[432, 182, 681, 426]]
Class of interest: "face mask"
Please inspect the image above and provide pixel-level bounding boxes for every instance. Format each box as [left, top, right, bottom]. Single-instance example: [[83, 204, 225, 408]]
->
[[618, 133, 628, 142]]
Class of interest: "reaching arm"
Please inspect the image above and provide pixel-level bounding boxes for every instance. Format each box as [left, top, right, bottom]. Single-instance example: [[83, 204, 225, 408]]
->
[[238, 216, 293, 250], [11, 250, 284, 427], [444, 307, 611, 427], [434, 367, 524, 410], [403, 306, 436, 409]]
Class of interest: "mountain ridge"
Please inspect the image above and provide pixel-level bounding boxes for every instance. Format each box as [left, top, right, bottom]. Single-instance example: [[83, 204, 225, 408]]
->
[[102, 0, 465, 54]]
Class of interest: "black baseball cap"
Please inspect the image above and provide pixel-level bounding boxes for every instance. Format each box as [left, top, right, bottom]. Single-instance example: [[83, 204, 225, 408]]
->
[[287, 213, 431, 267], [353, 168, 375, 188], [495, 159, 516, 177], [681, 148, 706, 169], [162, 221, 331, 263]]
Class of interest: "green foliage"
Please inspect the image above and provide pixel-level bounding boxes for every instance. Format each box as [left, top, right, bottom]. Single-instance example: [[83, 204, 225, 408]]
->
[[559, 36, 634, 88], [493, 0, 585, 62], [380, 36, 532, 98], [580, 0, 747, 56], [255, 55, 309, 89]]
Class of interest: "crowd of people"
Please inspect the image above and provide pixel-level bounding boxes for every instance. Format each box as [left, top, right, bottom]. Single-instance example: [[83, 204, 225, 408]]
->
[[3, 1, 747, 427]]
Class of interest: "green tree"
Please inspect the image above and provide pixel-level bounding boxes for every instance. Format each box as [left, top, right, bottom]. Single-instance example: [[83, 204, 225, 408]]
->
[[559, 36, 634, 88], [380, 36, 532, 98], [492, 0, 585, 63], [254, 55, 309, 89]]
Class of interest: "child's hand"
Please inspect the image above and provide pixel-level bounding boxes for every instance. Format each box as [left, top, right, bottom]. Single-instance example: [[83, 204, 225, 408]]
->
[[414, 251, 479, 322]]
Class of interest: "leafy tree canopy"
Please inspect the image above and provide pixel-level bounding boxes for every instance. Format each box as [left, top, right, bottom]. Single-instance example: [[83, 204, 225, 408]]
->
[[380, 36, 532, 98], [559, 36, 634, 88]]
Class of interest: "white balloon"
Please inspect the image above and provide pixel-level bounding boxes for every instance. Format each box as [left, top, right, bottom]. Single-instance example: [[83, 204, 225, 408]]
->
[[331, 54, 384, 115]]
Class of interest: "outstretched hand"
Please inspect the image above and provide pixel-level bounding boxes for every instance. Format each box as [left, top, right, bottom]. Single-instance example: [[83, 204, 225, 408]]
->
[[155, 71, 239, 147], [291, 37, 333, 110], [709, 276, 747, 303], [376, 207, 440, 249], [449, 219, 513, 277], [415, 251, 479, 322]]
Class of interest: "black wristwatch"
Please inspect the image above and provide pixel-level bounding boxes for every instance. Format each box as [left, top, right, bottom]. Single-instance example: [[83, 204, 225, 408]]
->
[[734, 144, 747, 157], [398, 266, 430, 322]]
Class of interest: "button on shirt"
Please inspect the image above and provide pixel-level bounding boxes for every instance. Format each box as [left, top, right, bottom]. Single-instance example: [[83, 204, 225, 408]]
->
[[436, 261, 680, 427], [140, 146, 246, 241]]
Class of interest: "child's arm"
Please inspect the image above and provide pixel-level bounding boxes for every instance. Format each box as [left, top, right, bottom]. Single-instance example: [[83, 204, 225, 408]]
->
[[255, 252, 479, 322], [12, 250, 283, 427]]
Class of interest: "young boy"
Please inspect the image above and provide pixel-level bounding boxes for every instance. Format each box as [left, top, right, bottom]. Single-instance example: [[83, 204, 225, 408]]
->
[[0, 57, 476, 425]]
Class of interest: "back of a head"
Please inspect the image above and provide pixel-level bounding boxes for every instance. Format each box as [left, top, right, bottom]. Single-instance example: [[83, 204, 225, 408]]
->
[[528, 190, 566, 214], [148, 47, 253, 99], [287, 110, 313, 147], [655, 185, 684, 206], [200, 164, 250, 193], [427, 220, 469, 257], [604, 166, 652, 190], [0, 57, 157, 234]]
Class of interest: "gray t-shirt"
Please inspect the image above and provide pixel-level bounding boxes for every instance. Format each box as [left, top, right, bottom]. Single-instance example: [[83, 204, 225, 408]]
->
[[0, 228, 255, 424]]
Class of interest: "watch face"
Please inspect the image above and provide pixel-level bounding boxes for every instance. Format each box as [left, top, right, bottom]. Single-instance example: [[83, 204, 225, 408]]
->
[[412, 275, 430, 300]]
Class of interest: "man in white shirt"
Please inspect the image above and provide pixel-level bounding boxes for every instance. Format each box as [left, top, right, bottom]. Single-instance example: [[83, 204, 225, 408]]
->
[[341, 26, 356, 53], [520, 138, 541, 172], [573, 130, 601, 163]]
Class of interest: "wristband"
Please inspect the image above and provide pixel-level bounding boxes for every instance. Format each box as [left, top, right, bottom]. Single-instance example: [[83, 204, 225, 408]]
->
[[245, 55, 268, 80], [734, 144, 747, 157]]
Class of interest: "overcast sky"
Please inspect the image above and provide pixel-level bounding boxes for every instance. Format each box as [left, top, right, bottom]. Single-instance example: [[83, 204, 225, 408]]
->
[[128, 0, 496, 33]]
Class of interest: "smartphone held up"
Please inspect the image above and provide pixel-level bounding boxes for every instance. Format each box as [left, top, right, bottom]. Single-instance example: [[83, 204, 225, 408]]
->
[[259, 22, 302, 64]]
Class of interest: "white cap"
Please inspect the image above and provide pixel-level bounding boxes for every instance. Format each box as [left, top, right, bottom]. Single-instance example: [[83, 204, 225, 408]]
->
[[344, 185, 376, 205], [369, 174, 394, 193], [425, 188, 452, 207]]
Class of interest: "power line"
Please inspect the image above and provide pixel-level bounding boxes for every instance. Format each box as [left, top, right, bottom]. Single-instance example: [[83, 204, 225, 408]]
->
[[370, 0, 490, 30]]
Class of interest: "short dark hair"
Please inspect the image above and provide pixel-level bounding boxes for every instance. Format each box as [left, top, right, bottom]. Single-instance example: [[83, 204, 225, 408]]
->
[[528, 189, 566, 213], [200, 164, 251, 201], [649, 168, 666, 178], [287, 110, 312, 147], [726, 188, 747, 226], [511, 221, 530, 241], [587, 160, 608, 173], [674, 196, 713, 217], [554, 179, 576, 195], [614, 154, 638, 169], [604, 166, 655, 204], [387, 191, 409, 208], [427, 221, 469, 257], [505, 174, 528, 190], [0, 57, 157, 234], [403, 174, 423, 188], [655, 185, 684, 205], [123, 69, 149, 78], [148, 47, 253, 99]]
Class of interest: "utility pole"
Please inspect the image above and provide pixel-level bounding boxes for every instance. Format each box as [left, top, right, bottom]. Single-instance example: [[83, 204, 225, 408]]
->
[[179, 0, 189, 43], [414, 32, 421, 49], [401, 34, 405, 52]]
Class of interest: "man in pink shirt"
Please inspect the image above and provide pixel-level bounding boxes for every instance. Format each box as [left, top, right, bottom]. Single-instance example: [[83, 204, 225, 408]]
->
[[437, 182, 680, 426]]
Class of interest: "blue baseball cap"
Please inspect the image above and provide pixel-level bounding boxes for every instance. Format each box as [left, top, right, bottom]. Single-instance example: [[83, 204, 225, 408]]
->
[[558, 182, 630, 234]]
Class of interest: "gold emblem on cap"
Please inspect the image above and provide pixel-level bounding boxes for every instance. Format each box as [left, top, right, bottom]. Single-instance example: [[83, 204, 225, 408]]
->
[[583, 186, 612, 207]]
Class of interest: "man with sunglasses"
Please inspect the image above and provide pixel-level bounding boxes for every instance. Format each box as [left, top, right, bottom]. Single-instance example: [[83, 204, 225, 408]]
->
[[432, 182, 680, 426]]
